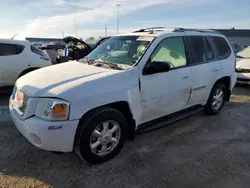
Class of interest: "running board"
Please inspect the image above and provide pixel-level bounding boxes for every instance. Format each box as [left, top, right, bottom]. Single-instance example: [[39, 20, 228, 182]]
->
[[136, 105, 203, 134]]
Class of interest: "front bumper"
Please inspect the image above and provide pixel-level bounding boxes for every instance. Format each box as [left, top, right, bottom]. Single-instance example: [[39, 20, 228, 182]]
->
[[237, 72, 250, 84], [9, 99, 79, 152]]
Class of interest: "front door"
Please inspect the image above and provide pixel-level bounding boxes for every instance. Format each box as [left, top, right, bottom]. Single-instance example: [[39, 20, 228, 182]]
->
[[139, 36, 192, 123]]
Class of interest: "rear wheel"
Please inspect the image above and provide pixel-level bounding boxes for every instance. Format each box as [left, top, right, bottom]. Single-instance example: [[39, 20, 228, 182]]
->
[[74, 107, 127, 164], [204, 83, 226, 115]]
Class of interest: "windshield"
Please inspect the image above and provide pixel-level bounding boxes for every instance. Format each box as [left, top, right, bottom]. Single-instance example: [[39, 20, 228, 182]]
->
[[81, 36, 154, 67], [236, 47, 250, 59]]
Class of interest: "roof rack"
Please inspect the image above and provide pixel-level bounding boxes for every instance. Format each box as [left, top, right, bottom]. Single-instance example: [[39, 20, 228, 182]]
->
[[133, 27, 221, 34], [133, 27, 166, 33], [173, 27, 221, 34]]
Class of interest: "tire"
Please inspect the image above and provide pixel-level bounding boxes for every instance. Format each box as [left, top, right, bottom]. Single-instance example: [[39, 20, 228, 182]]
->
[[204, 83, 226, 115], [74, 107, 128, 164]]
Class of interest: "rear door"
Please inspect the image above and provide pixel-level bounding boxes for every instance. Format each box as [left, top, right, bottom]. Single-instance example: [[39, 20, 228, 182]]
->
[[0, 43, 28, 87], [188, 35, 221, 105]]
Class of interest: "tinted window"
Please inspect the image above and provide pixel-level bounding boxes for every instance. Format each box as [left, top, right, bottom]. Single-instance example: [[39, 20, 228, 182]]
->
[[210, 36, 231, 59], [189, 36, 207, 64], [0, 43, 24, 56], [150, 37, 187, 69], [204, 38, 214, 61], [31, 45, 44, 56]]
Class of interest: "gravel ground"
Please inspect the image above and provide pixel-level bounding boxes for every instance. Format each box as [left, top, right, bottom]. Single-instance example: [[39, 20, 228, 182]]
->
[[0, 85, 250, 188]]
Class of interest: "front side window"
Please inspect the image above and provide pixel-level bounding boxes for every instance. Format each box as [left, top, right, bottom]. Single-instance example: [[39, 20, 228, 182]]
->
[[0, 43, 24, 56], [150, 37, 187, 69], [81, 36, 154, 68]]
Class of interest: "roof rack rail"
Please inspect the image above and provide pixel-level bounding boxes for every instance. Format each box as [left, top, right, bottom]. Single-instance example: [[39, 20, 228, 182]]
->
[[133, 27, 166, 33], [174, 27, 220, 33]]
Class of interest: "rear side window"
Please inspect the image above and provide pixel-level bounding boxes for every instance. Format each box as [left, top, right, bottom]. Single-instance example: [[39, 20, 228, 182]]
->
[[189, 36, 207, 64], [210, 36, 231, 59], [204, 38, 214, 61], [31, 45, 44, 56], [0, 43, 25, 56]]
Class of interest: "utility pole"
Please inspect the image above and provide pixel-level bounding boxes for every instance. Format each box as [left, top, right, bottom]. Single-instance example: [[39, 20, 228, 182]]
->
[[75, 18, 78, 38], [62, 31, 64, 38], [105, 24, 107, 37], [116, 4, 121, 34]]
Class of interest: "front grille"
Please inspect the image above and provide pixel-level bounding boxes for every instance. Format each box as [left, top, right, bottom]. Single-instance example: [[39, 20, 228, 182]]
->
[[236, 69, 250, 73], [13, 88, 29, 116]]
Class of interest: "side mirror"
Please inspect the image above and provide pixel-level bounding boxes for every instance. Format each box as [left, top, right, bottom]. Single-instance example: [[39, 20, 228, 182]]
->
[[144, 61, 171, 75]]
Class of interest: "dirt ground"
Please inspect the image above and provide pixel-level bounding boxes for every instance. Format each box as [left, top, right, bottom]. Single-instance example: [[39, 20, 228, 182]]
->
[[0, 85, 250, 188]]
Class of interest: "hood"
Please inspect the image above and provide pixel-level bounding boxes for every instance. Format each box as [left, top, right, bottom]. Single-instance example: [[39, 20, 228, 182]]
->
[[236, 58, 250, 70], [16, 61, 119, 97], [63, 36, 91, 48]]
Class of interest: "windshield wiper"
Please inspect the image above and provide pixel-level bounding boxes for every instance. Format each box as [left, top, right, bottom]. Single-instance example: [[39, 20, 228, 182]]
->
[[92, 61, 123, 70], [81, 57, 123, 70]]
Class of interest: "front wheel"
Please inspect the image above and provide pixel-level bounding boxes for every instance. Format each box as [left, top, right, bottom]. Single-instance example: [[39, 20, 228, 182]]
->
[[74, 107, 127, 164], [204, 83, 226, 115]]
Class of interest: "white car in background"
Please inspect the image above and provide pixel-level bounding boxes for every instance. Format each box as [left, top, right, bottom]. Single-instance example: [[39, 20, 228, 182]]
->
[[0, 39, 52, 88], [236, 46, 250, 84]]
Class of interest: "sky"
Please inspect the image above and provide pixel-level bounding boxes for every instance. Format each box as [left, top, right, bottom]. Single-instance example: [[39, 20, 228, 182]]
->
[[1, 0, 250, 40]]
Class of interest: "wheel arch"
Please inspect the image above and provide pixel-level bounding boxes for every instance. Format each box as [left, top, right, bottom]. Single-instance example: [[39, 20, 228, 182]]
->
[[75, 101, 136, 143], [212, 76, 231, 102], [18, 67, 40, 78]]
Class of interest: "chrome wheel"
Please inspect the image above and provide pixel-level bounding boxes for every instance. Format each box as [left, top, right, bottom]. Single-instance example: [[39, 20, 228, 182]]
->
[[212, 88, 224, 110], [90, 120, 121, 156]]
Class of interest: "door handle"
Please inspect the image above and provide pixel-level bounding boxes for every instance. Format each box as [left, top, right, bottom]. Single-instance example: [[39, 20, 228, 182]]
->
[[212, 68, 219, 72], [182, 75, 190, 79]]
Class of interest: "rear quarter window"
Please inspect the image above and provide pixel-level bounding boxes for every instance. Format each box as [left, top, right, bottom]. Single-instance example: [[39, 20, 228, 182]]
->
[[31, 45, 44, 56], [209, 36, 231, 60], [0, 43, 25, 56]]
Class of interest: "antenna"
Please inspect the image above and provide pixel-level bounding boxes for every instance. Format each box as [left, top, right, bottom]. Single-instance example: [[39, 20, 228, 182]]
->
[[11, 34, 18, 39]]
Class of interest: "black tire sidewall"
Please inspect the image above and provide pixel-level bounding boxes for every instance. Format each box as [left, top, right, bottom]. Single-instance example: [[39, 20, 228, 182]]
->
[[206, 83, 226, 114], [75, 108, 127, 164]]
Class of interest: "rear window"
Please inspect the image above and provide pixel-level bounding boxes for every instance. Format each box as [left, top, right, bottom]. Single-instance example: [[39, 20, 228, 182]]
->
[[0, 43, 25, 56], [210, 36, 231, 59]]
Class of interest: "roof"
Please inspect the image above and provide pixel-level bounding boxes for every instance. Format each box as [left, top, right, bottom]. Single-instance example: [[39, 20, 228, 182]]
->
[[117, 27, 223, 37], [26, 37, 63, 43], [0, 39, 30, 45], [216, 29, 250, 37]]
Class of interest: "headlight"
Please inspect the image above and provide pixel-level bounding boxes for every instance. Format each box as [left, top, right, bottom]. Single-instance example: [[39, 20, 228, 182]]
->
[[35, 98, 70, 121], [236, 67, 242, 71]]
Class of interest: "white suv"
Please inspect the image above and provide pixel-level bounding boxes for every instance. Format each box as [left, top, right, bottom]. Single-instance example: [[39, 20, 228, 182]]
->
[[9, 28, 236, 164], [0, 39, 51, 88]]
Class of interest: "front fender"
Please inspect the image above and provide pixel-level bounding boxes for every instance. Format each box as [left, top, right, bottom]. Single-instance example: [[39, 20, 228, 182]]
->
[[69, 85, 142, 127]]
